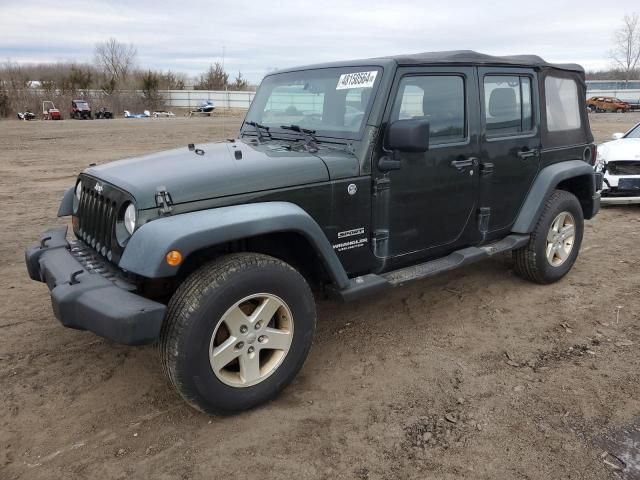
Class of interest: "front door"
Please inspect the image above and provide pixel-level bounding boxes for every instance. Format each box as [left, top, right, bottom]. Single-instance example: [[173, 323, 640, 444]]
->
[[373, 67, 481, 262], [477, 68, 541, 235]]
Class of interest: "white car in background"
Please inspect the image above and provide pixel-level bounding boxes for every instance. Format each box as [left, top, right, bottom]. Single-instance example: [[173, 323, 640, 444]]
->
[[596, 122, 640, 204]]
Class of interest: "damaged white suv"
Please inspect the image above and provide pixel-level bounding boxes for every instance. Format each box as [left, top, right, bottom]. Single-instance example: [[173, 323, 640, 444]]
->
[[596, 122, 640, 204]]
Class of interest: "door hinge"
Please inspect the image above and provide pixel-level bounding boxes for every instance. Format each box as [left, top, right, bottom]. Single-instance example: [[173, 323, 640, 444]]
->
[[479, 162, 494, 175], [155, 186, 173, 215], [478, 207, 490, 241], [373, 177, 391, 196], [372, 229, 389, 242]]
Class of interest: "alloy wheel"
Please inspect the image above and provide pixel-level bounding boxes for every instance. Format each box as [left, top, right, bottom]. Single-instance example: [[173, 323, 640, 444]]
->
[[545, 211, 576, 267], [209, 293, 294, 388]]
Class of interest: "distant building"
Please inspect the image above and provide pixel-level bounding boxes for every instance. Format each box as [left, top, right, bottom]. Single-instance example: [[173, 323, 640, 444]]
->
[[586, 80, 640, 91]]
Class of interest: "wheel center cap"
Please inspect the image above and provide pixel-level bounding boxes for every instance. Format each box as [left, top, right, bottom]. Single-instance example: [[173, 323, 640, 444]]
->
[[246, 333, 257, 345]]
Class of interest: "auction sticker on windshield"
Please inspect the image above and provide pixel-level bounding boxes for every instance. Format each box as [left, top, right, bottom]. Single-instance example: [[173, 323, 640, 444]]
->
[[336, 71, 378, 90]]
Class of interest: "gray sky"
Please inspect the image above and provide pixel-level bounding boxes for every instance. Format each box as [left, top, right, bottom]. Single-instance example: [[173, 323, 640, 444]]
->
[[0, 0, 636, 83]]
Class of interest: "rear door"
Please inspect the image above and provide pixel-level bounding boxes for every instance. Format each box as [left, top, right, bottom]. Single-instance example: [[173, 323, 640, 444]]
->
[[478, 67, 541, 235]]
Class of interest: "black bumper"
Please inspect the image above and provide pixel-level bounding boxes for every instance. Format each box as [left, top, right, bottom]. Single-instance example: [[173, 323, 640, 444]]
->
[[25, 226, 166, 345]]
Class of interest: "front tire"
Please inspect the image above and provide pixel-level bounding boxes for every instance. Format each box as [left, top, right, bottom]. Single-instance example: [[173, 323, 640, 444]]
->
[[160, 253, 316, 414], [513, 190, 584, 284]]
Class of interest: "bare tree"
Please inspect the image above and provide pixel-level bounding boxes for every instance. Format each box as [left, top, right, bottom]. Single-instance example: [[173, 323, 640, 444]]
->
[[232, 71, 249, 90], [139, 70, 164, 109], [195, 62, 229, 90], [609, 13, 640, 84], [94, 38, 137, 88]]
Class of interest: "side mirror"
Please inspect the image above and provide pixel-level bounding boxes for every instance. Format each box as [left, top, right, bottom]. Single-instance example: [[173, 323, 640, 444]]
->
[[387, 118, 430, 152], [612, 132, 624, 140]]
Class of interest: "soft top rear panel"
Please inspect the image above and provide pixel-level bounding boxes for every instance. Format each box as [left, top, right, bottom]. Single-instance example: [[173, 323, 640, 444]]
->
[[539, 67, 593, 148]]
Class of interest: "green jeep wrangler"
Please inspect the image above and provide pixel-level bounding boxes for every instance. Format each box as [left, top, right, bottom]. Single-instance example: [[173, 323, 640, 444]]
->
[[26, 51, 601, 414]]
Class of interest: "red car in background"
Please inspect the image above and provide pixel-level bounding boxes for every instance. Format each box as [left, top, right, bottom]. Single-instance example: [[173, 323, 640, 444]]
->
[[586, 96, 630, 113]]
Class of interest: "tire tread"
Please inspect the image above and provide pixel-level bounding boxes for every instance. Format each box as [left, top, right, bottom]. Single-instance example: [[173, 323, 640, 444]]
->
[[513, 190, 581, 284], [159, 252, 308, 413]]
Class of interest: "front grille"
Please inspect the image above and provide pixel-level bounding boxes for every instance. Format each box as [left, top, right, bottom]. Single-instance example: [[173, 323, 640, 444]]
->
[[607, 161, 640, 175], [74, 175, 132, 263], [69, 240, 136, 291]]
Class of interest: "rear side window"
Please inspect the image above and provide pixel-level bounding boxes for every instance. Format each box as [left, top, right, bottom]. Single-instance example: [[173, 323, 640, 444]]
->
[[483, 76, 533, 136], [545, 76, 581, 131], [392, 75, 466, 144]]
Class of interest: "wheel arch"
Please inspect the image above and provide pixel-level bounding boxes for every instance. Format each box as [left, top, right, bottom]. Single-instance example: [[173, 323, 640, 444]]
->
[[177, 230, 333, 291], [512, 160, 599, 233], [118, 202, 350, 289], [57, 186, 75, 217]]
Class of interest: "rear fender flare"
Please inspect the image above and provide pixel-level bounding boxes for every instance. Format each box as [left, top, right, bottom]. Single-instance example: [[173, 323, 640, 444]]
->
[[512, 160, 598, 233], [118, 201, 350, 288]]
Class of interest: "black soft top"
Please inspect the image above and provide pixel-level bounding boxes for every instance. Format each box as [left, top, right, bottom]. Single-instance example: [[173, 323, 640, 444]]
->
[[274, 50, 583, 74], [387, 50, 583, 73]]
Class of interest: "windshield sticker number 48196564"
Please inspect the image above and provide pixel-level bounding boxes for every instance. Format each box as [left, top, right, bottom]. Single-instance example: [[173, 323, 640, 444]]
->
[[336, 71, 378, 90]]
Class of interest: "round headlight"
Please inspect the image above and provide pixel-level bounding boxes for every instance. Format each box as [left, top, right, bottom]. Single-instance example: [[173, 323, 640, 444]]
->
[[124, 203, 136, 234], [75, 181, 82, 200]]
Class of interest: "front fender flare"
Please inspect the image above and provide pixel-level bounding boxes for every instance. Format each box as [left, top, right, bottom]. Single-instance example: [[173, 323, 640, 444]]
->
[[57, 186, 75, 217], [512, 160, 598, 233], [118, 201, 350, 288]]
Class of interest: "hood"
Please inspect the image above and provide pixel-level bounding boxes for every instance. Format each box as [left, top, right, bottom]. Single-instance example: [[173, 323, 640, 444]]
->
[[84, 139, 358, 209], [599, 138, 640, 162]]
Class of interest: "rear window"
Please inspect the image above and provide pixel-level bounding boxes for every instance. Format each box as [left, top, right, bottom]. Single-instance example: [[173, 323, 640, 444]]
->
[[545, 76, 581, 131]]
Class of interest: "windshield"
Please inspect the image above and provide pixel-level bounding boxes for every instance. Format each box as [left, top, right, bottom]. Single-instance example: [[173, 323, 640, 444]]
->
[[244, 66, 382, 139], [76, 101, 89, 109], [625, 123, 640, 138]]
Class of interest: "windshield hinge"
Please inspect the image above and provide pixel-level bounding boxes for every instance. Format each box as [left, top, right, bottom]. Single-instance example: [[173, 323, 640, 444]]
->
[[155, 186, 173, 215]]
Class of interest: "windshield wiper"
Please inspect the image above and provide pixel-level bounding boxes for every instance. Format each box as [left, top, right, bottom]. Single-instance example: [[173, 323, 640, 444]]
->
[[280, 124, 319, 153], [244, 121, 272, 142]]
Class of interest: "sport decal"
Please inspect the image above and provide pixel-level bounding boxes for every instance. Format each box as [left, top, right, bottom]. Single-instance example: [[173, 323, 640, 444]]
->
[[337, 227, 365, 239]]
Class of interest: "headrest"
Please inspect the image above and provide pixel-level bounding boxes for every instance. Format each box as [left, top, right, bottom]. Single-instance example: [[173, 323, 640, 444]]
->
[[489, 88, 517, 118]]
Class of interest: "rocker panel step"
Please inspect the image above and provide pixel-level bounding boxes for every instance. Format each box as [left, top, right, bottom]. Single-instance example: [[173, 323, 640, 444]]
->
[[333, 234, 530, 301], [383, 234, 529, 286]]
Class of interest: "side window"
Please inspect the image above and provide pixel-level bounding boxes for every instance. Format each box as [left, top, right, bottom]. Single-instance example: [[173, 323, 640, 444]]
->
[[392, 75, 466, 144], [483, 75, 533, 136], [544, 76, 581, 131]]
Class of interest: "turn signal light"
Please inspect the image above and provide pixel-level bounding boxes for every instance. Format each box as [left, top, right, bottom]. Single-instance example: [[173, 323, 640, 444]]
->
[[166, 250, 183, 266]]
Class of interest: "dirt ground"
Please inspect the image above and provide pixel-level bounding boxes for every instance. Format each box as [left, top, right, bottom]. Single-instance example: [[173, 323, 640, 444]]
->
[[1, 112, 639, 480]]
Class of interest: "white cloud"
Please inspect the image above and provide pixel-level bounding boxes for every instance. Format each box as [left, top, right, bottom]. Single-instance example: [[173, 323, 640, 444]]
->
[[0, 0, 635, 82]]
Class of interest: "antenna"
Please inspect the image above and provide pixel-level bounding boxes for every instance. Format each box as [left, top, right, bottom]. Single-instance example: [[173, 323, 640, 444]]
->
[[221, 45, 229, 138]]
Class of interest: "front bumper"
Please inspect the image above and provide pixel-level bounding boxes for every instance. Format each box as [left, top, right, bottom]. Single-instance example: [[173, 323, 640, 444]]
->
[[600, 172, 640, 204], [25, 226, 166, 345], [601, 195, 640, 205]]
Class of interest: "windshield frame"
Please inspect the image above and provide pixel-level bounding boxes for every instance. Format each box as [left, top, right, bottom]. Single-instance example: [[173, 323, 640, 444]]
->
[[242, 65, 384, 141], [624, 122, 640, 139]]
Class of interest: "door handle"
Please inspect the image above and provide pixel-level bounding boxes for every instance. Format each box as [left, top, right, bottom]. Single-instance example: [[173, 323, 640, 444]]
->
[[517, 148, 539, 159], [450, 157, 478, 170]]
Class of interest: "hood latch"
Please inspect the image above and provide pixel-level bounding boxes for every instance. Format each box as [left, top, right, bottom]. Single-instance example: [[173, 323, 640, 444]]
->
[[155, 186, 173, 215]]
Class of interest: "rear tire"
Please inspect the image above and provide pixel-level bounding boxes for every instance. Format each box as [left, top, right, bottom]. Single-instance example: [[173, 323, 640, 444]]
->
[[513, 190, 584, 284], [160, 253, 316, 415]]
